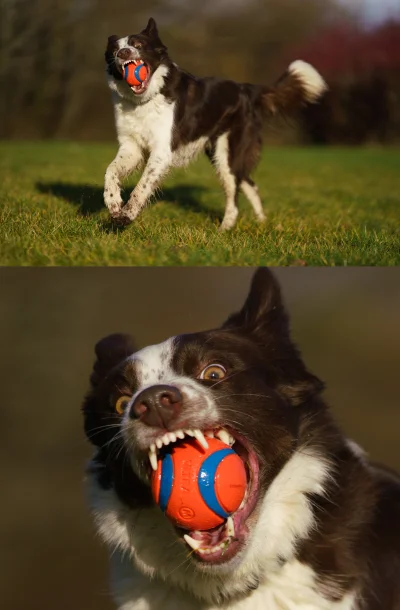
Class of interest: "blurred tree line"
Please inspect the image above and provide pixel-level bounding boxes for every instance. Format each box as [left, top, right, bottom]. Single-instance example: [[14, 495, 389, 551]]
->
[[0, 0, 399, 143]]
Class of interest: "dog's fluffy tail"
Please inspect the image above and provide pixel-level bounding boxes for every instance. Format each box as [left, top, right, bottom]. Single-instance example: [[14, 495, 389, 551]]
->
[[262, 60, 327, 116]]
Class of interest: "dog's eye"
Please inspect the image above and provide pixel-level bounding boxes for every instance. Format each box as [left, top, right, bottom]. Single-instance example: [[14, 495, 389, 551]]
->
[[200, 364, 226, 382], [115, 395, 131, 415], [134, 42, 143, 49]]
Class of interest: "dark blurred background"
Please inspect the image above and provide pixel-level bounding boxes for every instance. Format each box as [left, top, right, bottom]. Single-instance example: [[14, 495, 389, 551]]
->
[[1, 0, 399, 143], [0, 267, 399, 609]]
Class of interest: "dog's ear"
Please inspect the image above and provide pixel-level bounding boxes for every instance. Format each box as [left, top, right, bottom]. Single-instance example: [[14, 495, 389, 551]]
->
[[223, 268, 324, 406], [142, 17, 158, 38], [107, 34, 120, 44], [105, 34, 120, 56], [223, 268, 289, 338], [90, 333, 136, 387]]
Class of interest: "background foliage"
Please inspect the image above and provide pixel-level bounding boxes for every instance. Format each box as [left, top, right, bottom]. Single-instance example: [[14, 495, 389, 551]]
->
[[1, 0, 399, 143]]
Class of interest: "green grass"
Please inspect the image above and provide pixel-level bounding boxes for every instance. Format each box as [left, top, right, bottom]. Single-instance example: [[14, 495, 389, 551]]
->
[[0, 141, 399, 265]]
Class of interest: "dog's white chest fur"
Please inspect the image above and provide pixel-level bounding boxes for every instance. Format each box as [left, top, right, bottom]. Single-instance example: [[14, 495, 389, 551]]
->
[[113, 93, 207, 167], [114, 94, 175, 152], [89, 446, 357, 610], [111, 553, 356, 610]]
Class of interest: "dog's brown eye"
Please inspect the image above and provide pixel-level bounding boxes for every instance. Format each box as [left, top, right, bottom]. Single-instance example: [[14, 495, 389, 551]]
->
[[115, 395, 131, 415], [135, 43, 142, 49], [200, 364, 226, 382]]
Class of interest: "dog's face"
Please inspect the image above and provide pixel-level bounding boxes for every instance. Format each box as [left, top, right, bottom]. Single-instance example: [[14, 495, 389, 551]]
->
[[105, 18, 168, 97], [83, 270, 325, 590]]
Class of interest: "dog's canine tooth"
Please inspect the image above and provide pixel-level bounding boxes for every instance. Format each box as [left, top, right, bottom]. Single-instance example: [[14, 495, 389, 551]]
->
[[193, 429, 209, 450], [156, 437, 163, 449], [226, 516, 235, 538], [148, 449, 158, 471], [216, 428, 231, 446], [176, 430, 185, 439], [183, 534, 201, 551]]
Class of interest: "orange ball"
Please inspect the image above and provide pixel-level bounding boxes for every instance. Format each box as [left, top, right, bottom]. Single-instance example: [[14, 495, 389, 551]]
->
[[124, 63, 148, 87], [151, 437, 247, 530]]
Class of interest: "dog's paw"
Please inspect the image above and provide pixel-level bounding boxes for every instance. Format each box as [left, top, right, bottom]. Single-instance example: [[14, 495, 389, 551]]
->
[[220, 208, 239, 231], [104, 192, 123, 215], [110, 212, 133, 227]]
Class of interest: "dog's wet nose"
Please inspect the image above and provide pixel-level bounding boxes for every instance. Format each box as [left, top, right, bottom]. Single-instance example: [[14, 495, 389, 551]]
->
[[117, 47, 133, 60], [130, 385, 183, 428]]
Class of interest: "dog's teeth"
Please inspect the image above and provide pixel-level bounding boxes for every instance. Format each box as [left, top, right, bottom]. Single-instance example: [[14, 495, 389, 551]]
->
[[226, 516, 235, 538], [168, 432, 177, 443], [216, 429, 231, 446], [185, 429, 195, 437], [162, 434, 170, 446], [205, 430, 215, 438], [183, 534, 201, 551], [156, 437, 163, 449], [176, 430, 185, 439], [239, 488, 249, 510], [148, 449, 158, 471], [193, 429, 209, 450]]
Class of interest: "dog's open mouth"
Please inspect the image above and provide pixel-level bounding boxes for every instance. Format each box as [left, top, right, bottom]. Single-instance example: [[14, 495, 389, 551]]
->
[[121, 59, 151, 95], [147, 427, 260, 564]]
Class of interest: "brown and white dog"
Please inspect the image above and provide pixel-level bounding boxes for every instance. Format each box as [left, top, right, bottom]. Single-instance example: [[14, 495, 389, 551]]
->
[[104, 18, 327, 228], [83, 268, 400, 610]]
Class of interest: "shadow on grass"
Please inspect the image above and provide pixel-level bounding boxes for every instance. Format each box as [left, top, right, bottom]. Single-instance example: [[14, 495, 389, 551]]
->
[[35, 181, 221, 220]]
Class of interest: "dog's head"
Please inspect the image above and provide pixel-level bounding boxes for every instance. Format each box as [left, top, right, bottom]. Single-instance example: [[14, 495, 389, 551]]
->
[[105, 18, 169, 101], [83, 269, 330, 600]]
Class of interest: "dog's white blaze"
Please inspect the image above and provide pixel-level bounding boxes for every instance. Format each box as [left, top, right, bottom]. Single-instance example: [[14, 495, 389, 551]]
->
[[131, 338, 175, 387], [289, 60, 328, 102], [128, 338, 215, 417], [89, 447, 357, 609], [214, 132, 239, 230]]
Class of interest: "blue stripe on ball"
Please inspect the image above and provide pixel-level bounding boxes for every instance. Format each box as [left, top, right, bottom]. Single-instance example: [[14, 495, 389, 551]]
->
[[159, 453, 174, 513], [198, 448, 234, 519], [124, 65, 129, 80], [134, 64, 144, 82]]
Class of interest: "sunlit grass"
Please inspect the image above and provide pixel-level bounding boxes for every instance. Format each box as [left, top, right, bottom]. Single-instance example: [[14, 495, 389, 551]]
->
[[0, 141, 399, 265]]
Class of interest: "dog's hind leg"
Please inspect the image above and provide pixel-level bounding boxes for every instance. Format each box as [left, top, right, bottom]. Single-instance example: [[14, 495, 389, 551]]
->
[[240, 178, 266, 223], [104, 141, 143, 217], [212, 133, 239, 231]]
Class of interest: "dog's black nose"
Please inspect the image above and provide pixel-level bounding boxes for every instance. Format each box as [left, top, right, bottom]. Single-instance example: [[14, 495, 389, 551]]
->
[[117, 47, 133, 60], [130, 385, 183, 428]]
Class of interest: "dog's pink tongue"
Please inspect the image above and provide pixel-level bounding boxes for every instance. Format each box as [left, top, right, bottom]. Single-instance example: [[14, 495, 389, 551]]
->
[[190, 524, 225, 546]]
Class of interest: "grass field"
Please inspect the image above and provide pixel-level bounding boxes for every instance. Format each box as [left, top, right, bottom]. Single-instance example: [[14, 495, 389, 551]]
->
[[0, 141, 399, 266]]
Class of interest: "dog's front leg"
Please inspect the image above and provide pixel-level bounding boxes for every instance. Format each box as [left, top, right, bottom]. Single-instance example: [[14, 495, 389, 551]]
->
[[104, 141, 143, 217], [115, 149, 172, 225]]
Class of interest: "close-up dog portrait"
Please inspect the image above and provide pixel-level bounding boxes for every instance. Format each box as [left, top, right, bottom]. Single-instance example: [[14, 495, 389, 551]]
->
[[1, 267, 399, 609], [81, 269, 400, 610]]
